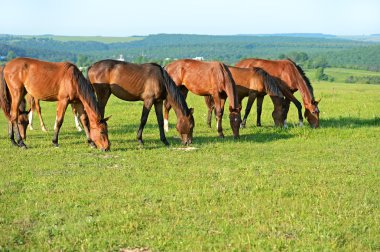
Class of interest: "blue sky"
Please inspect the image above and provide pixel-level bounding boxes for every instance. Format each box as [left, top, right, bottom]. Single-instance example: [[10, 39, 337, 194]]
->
[[1, 0, 379, 36]]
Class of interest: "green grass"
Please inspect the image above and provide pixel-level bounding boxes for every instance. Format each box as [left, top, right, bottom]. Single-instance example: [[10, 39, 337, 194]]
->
[[306, 67, 380, 83], [0, 81, 379, 251], [21, 35, 144, 43]]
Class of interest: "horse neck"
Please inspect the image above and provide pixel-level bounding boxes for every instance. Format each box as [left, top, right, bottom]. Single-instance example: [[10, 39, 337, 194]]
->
[[222, 69, 239, 110], [79, 97, 101, 126], [288, 63, 314, 106], [166, 94, 187, 119], [72, 68, 101, 125], [297, 83, 314, 107]]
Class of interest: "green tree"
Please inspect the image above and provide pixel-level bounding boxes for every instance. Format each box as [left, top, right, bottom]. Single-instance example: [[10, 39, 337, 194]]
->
[[315, 67, 328, 81], [7, 50, 16, 61]]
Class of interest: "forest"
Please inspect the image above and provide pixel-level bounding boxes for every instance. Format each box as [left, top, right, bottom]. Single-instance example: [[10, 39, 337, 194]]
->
[[1, 33, 380, 82]]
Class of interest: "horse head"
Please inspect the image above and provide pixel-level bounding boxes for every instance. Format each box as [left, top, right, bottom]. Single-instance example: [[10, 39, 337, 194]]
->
[[304, 99, 320, 128], [18, 108, 30, 140], [229, 106, 242, 139], [272, 96, 285, 127], [176, 108, 195, 145], [91, 116, 111, 151]]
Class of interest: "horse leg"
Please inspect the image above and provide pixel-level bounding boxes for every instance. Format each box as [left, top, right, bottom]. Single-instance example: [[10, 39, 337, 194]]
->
[[163, 99, 171, 132], [256, 95, 264, 127], [27, 96, 35, 130], [8, 121, 18, 146], [164, 86, 188, 132], [213, 95, 225, 138], [93, 84, 111, 118], [34, 99, 47, 132], [283, 98, 291, 127], [204, 95, 215, 128], [293, 98, 304, 126], [241, 93, 257, 128], [154, 100, 169, 146], [52, 100, 69, 147], [9, 92, 27, 148], [71, 104, 83, 132], [71, 102, 95, 148], [137, 99, 153, 145]]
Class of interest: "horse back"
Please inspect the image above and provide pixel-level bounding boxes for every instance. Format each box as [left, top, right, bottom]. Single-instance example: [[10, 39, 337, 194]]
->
[[236, 58, 298, 91], [88, 60, 165, 101], [4, 57, 75, 101], [166, 59, 226, 96]]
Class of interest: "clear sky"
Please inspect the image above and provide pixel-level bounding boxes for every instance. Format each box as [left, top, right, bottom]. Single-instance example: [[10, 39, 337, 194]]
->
[[1, 0, 379, 36]]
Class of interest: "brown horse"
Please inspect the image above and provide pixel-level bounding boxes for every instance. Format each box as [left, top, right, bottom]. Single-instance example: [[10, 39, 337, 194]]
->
[[164, 59, 241, 138], [87, 59, 194, 146], [0, 66, 30, 145], [204, 66, 300, 127], [26, 95, 83, 132], [1, 57, 110, 150], [236, 58, 320, 128]]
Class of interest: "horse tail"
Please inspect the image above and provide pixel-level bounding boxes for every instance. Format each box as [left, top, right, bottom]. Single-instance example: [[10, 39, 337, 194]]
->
[[220, 63, 239, 112], [159, 65, 190, 116], [0, 65, 12, 120], [255, 67, 283, 98]]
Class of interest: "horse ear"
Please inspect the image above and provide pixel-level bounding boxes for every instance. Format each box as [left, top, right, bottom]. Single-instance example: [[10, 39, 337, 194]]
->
[[26, 108, 31, 114], [189, 108, 194, 114], [103, 115, 112, 122], [316, 98, 321, 104]]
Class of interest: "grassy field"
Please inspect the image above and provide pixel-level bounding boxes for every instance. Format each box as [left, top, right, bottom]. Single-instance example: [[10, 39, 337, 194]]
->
[[306, 67, 380, 83], [0, 80, 379, 251]]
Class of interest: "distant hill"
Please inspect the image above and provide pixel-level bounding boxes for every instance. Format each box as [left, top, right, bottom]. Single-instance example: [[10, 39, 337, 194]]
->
[[1, 33, 379, 71]]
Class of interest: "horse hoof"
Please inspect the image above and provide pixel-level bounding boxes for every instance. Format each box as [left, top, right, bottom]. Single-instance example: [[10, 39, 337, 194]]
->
[[18, 142, 28, 149], [52, 142, 59, 148], [138, 140, 144, 145], [240, 124, 246, 128], [163, 140, 170, 146], [218, 134, 225, 139], [88, 141, 97, 149]]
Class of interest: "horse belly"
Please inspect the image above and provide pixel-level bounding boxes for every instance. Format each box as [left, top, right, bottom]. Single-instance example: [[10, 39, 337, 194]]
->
[[110, 85, 141, 101], [24, 82, 59, 101]]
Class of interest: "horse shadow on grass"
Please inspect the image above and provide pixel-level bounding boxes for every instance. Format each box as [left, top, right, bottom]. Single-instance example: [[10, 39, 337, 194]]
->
[[320, 116, 380, 128], [191, 129, 294, 146]]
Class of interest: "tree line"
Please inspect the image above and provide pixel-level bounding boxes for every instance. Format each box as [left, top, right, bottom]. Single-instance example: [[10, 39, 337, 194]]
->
[[1, 34, 380, 73]]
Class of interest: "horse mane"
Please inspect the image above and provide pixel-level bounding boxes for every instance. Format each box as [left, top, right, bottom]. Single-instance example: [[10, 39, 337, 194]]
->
[[219, 63, 239, 111], [70, 64, 100, 119], [160, 64, 190, 116], [253, 67, 283, 98], [0, 65, 11, 120], [287, 58, 315, 100]]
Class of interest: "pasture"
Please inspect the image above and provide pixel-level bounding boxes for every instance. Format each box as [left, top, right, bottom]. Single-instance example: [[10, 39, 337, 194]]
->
[[0, 80, 379, 251]]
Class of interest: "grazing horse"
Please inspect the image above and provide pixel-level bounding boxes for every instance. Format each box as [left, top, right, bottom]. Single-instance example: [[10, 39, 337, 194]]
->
[[0, 66, 30, 145], [236, 58, 320, 128], [87, 59, 194, 146], [164, 59, 241, 138], [26, 95, 83, 132], [204, 66, 300, 127], [1, 57, 110, 150]]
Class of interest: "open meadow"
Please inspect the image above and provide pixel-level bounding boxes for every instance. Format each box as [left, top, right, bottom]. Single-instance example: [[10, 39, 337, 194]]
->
[[0, 79, 379, 250]]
